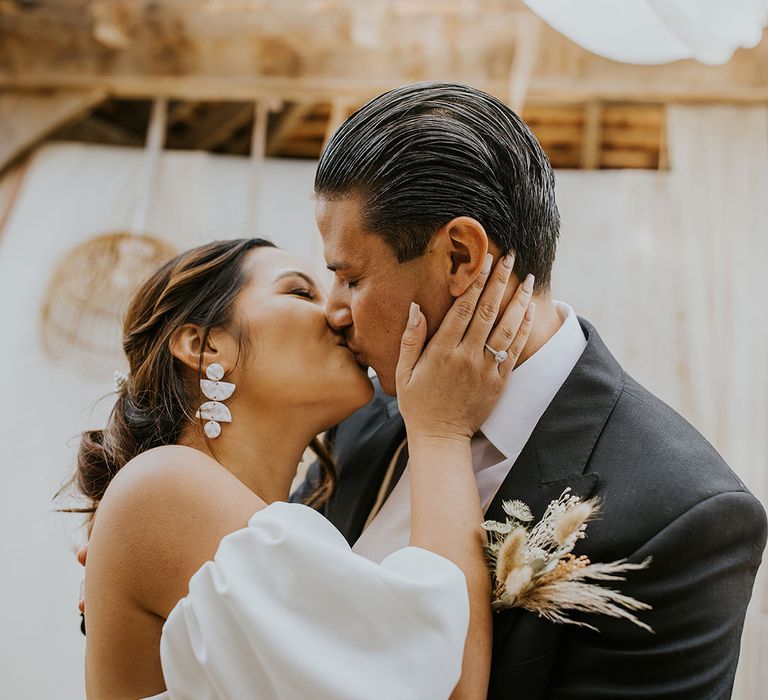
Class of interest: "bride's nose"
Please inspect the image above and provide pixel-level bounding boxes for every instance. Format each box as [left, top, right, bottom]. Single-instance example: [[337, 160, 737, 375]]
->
[[77, 543, 87, 567]]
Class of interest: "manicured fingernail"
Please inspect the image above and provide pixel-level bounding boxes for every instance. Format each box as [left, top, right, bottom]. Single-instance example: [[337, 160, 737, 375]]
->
[[482, 253, 493, 274], [526, 302, 536, 321], [503, 253, 515, 269], [408, 302, 421, 327], [523, 274, 535, 293]]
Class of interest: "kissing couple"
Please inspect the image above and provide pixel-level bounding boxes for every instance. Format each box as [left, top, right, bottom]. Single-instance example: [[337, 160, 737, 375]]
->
[[73, 83, 766, 700]]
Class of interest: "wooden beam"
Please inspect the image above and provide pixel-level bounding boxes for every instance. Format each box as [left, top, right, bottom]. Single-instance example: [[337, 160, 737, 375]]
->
[[508, 13, 542, 114], [54, 114, 145, 146], [549, 154, 582, 169], [267, 102, 314, 156], [602, 105, 664, 126], [658, 109, 670, 171], [249, 99, 282, 227], [278, 141, 325, 159], [174, 102, 254, 150], [601, 127, 661, 148], [580, 101, 602, 170], [291, 121, 329, 140], [132, 97, 167, 235], [523, 104, 585, 124], [531, 124, 583, 144], [324, 98, 353, 147], [3, 0, 767, 108], [226, 128, 254, 155], [0, 89, 107, 173], [3, 73, 767, 107], [601, 149, 657, 169], [168, 101, 202, 127], [0, 161, 27, 242]]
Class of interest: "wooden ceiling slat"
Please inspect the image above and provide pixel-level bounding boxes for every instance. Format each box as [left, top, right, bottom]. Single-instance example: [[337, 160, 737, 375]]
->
[[54, 114, 145, 147], [278, 142, 330, 158], [601, 149, 658, 169], [523, 105, 586, 125], [602, 105, 665, 127], [172, 103, 254, 151], [547, 152, 582, 169], [290, 122, 330, 140], [530, 124, 584, 145], [267, 103, 316, 156], [601, 127, 661, 148], [24, 94, 675, 171]]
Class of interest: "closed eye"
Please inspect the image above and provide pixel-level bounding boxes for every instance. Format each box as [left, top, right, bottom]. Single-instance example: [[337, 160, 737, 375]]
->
[[289, 287, 317, 301]]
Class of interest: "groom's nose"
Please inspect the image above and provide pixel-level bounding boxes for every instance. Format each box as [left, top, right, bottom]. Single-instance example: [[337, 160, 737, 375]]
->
[[325, 291, 353, 332], [326, 304, 352, 333]]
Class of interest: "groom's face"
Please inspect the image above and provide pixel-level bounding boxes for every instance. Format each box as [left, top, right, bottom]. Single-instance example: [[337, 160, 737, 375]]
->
[[317, 196, 449, 395]]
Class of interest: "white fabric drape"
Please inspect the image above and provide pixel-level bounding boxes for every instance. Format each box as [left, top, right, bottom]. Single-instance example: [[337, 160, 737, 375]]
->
[[522, 0, 768, 65], [153, 501, 468, 700], [0, 111, 766, 697]]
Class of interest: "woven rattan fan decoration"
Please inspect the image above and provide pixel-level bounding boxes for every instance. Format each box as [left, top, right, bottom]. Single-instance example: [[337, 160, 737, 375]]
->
[[40, 232, 176, 375], [40, 99, 176, 377]]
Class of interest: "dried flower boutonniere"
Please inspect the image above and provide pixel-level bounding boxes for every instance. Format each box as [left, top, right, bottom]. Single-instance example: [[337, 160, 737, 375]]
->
[[482, 488, 653, 632]]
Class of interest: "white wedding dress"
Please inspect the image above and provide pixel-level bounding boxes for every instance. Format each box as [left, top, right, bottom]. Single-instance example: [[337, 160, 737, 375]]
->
[[145, 502, 469, 700]]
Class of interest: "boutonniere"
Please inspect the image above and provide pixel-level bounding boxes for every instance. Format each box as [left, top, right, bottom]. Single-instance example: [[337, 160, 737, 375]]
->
[[482, 488, 653, 632]]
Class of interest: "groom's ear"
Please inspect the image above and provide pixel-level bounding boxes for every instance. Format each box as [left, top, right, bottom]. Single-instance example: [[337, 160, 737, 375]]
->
[[435, 217, 492, 297]]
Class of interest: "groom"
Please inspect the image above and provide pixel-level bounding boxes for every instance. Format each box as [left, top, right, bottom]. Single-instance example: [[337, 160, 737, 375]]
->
[[294, 83, 767, 699]]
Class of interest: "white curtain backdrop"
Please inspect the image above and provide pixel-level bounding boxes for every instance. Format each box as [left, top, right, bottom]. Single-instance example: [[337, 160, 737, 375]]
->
[[0, 145, 321, 700], [552, 105, 768, 698], [0, 105, 765, 698]]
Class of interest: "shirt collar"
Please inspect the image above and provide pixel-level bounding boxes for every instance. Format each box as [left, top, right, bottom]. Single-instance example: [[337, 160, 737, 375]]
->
[[480, 301, 587, 459]]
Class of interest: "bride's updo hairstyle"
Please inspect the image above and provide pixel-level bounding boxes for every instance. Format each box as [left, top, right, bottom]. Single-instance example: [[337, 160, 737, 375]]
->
[[69, 238, 336, 515]]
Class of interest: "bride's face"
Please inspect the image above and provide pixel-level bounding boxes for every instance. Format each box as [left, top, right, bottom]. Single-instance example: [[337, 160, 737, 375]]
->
[[231, 246, 374, 427]]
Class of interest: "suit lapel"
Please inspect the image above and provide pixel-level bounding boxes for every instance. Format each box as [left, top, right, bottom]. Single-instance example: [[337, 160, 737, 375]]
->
[[485, 444, 600, 525], [486, 319, 623, 524], [486, 320, 626, 673]]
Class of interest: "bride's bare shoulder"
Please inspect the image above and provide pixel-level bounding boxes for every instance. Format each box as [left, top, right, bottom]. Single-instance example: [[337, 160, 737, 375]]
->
[[103, 444, 260, 510], [89, 445, 266, 617], [116, 443, 226, 479]]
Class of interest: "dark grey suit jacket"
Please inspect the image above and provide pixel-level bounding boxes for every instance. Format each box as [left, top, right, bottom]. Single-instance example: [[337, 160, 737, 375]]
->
[[293, 319, 767, 699]]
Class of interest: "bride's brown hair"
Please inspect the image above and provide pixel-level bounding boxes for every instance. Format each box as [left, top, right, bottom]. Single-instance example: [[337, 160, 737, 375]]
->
[[66, 238, 336, 516]]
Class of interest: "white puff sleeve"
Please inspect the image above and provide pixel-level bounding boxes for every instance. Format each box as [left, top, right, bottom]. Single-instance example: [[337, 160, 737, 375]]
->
[[155, 502, 469, 700]]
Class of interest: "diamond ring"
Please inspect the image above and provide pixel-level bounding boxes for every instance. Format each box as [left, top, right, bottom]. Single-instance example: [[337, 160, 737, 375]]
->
[[484, 343, 509, 363]]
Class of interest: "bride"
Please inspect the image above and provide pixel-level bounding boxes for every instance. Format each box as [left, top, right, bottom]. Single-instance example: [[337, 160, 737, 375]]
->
[[73, 237, 534, 699]]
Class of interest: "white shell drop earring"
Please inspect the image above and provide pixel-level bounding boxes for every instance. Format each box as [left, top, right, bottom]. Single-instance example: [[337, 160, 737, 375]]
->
[[195, 363, 236, 439]]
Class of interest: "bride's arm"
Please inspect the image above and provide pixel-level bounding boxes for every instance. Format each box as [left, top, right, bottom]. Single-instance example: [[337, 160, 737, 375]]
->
[[396, 253, 535, 700]]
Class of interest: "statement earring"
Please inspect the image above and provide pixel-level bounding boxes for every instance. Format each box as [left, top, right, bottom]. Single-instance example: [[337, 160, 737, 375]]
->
[[196, 363, 236, 439]]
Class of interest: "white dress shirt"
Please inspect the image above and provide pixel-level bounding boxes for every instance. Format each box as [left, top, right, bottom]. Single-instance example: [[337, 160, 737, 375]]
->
[[352, 301, 588, 563]]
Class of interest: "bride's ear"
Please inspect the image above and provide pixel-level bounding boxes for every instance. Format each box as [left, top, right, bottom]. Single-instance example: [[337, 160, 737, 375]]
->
[[435, 217, 494, 297], [169, 324, 228, 373]]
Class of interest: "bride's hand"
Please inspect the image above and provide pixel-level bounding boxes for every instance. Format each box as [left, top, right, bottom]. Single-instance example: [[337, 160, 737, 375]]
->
[[396, 253, 535, 444]]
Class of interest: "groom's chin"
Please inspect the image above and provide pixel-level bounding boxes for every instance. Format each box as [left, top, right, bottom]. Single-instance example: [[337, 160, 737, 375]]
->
[[376, 372, 398, 397]]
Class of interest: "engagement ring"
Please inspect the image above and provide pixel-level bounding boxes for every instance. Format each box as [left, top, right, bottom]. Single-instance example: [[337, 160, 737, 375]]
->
[[484, 343, 509, 363]]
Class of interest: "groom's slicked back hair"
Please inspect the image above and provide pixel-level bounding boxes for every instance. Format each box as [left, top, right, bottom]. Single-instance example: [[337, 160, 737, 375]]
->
[[315, 82, 560, 289]]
